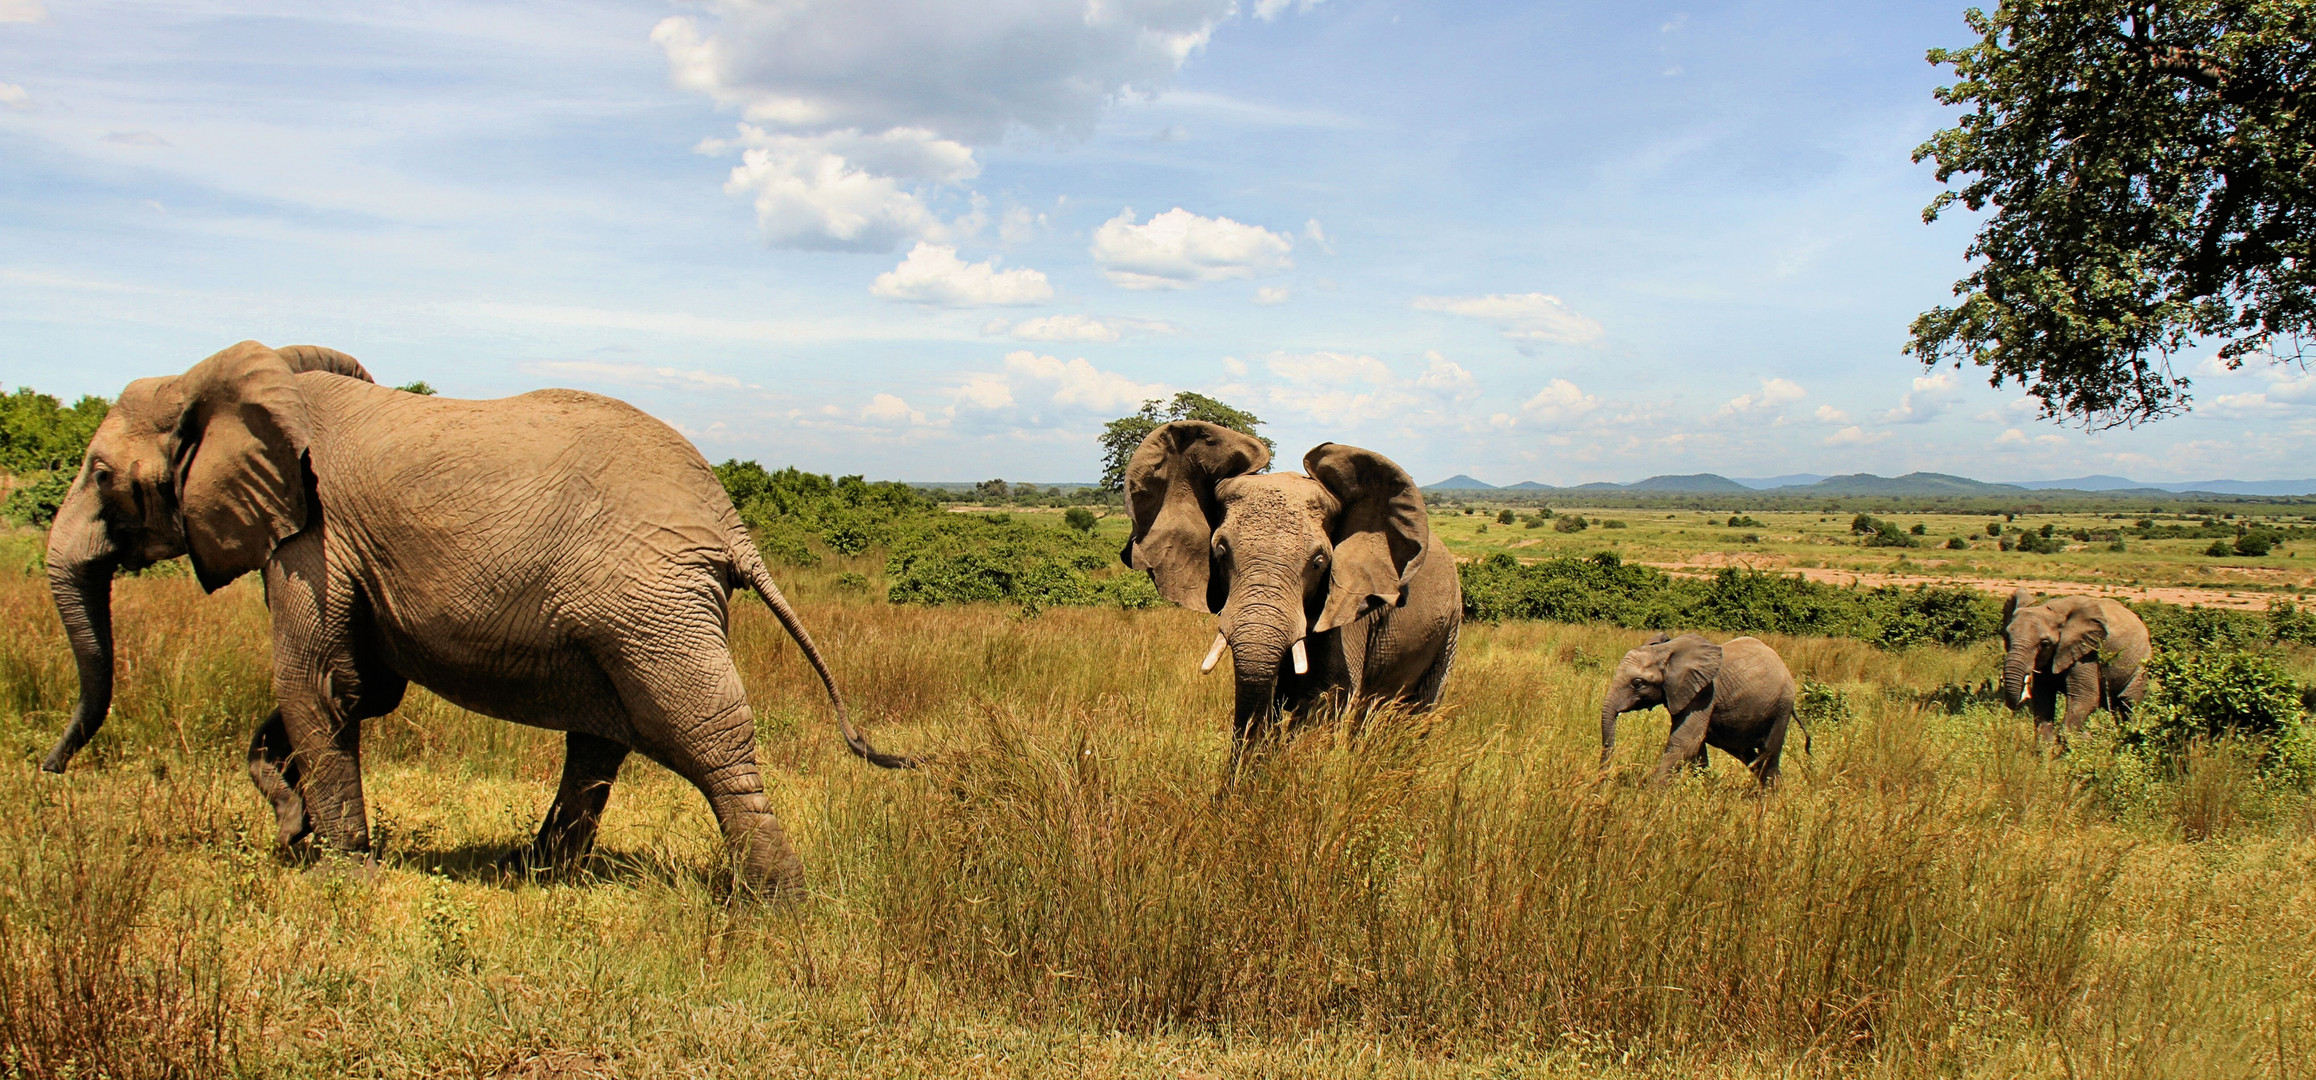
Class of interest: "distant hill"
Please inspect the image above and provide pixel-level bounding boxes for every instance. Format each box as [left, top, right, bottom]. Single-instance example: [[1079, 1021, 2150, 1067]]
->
[[1502, 480, 1556, 491], [1426, 474, 1499, 490], [2006, 474, 2143, 491], [1786, 472, 2023, 495], [1730, 473, 1827, 489], [1624, 473, 1751, 492]]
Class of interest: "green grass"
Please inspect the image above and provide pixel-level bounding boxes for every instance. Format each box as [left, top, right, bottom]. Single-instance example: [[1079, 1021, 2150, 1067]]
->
[[0, 531, 2313, 1077]]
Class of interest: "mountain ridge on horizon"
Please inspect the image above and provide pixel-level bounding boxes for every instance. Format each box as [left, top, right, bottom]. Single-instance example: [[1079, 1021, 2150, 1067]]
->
[[1420, 471, 2316, 497]]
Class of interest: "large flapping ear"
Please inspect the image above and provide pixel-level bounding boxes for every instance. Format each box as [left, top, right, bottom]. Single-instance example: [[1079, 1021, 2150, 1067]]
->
[[2002, 586, 2032, 626], [172, 342, 316, 592], [1663, 634, 1723, 716], [1122, 421, 1269, 612], [273, 345, 374, 382], [2052, 604, 2109, 673], [1306, 442, 1429, 633]]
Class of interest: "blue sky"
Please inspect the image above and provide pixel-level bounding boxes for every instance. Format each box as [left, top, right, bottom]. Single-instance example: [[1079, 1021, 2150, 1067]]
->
[[3, 0, 2310, 484]]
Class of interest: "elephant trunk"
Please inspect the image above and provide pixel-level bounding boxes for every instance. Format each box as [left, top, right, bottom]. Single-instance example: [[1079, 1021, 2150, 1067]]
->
[[2002, 636, 2034, 710], [1599, 687, 1634, 765], [1220, 582, 1301, 731], [43, 481, 117, 773]]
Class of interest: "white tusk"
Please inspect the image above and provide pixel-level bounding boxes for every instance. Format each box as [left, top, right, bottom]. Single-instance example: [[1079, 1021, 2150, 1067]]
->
[[1200, 633, 1228, 675], [1291, 638, 1308, 675]]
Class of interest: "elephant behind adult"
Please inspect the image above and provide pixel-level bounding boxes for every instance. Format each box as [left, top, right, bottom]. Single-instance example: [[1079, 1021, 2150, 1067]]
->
[[1999, 588, 2149, 749], [42, 341, 911, 892], [1121, 421, 1460, 770], [1599, 633, 1800, 787]]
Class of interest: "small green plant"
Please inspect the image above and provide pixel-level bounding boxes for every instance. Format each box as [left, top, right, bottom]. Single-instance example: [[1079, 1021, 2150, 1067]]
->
[[1795, 678, 1854, 728], [835, 571, 870, 592], [396, 380, 437, 395]]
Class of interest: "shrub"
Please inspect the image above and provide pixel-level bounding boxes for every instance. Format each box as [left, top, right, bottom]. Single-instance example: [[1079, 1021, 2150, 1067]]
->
[[1946, 536, 1970, 550], [1794, 678, 1855, 728], [1522, 515, 1545, 529], [1552, 515, 1590, 533], [1909, 523, 1928, 535], [2205, 539, 2235, 557], [1986, 522, 2003, 536], [1496, 509, 1515, 524], [1601, 519, 1628, 529], [1063, 507, 1097, 533], [2235, 530, 2278, 556], [2270, 601, 2316, 647], [2015, 534, 2065, 554], [1727, 515, 1763, 528], [1, 471, 71, 528]]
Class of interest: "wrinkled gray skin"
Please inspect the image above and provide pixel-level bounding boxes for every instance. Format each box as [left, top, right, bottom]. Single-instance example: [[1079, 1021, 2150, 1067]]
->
[[1999, 588, 2149, 750], [1122, 421, 1461, 773], [43, 341, 911, 893], [1600, 633, 1801, 787]]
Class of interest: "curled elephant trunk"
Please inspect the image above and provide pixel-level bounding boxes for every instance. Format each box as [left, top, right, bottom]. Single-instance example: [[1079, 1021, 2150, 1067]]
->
[[42, 482, 118, 773]]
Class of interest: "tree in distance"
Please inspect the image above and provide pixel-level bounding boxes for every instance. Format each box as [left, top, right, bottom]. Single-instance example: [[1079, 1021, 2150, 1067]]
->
[[1098, 392, 1273, 491], [1911, 1, 2316, 427], [1064, 506, 1098, 534]]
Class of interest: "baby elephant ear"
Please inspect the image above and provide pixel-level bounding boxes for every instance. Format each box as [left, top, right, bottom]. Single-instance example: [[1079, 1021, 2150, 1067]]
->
[[173, 342, 316, 592], [1664, 635, 1723, 715], [1306, 442, 1430, 633], [1122, 421, 1269, 612]]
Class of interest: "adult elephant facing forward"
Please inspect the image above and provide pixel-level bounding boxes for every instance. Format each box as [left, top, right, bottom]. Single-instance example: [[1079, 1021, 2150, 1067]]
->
[[42, 341, 912, 892], [1121, 421, 1461, 770], [2000, 588, 2149, 749]]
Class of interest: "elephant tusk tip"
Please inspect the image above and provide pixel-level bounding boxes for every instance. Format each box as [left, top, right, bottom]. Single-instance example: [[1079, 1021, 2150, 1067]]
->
[[1290, 638, 1308, 675], [1199, 632, 1227, 675]]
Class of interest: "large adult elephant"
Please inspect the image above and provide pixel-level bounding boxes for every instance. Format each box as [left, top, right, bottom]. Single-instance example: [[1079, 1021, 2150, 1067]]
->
[[1598, 633, 1802, 787], [2000, 588, 2149, 749], [1121, 421, 1460, 770], [42, 341, 911, 892]]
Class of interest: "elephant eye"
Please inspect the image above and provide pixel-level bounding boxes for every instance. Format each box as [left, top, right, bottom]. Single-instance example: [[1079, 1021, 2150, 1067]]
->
[[1310, 551, 1328, 568], [1631, 678, 1646, 688]]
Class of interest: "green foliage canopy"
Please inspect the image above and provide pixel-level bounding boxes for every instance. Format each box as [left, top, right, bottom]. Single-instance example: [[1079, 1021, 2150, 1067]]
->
[[1911, 0, 2316, 426], [1097, 392, 1273, 491], [0, 386, 109, 527]]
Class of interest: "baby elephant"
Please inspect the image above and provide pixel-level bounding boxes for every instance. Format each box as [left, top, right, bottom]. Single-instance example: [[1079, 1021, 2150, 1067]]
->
[[1599, 633, 1801, 787]]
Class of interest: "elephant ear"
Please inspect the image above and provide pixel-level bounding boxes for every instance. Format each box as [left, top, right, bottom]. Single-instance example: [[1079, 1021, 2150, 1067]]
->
[[274, 345, 374, 382], [1306, 442, 1430, 633], [1663, 635, 1723, 716], [1122, 421, 1270, 612], [2052, 605, 2109, 674], [2001, 586, 2032, 627], [172, 342, 316, 593]]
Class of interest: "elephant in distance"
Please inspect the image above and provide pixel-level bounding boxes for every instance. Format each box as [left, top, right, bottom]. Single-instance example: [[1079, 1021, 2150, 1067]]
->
[[1600, 633, 1802, 787], [1121, 421, 1461, 771], [43, 341, 912, 892], [1999, 588, 2149, 749]]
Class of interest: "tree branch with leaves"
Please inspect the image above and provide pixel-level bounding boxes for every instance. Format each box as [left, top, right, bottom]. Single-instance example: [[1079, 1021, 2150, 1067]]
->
[[1097, 392, 1273, 491]]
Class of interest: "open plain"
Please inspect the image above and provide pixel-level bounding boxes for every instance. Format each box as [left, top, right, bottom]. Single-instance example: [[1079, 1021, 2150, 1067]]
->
[[2, 520, 2313, 1079]]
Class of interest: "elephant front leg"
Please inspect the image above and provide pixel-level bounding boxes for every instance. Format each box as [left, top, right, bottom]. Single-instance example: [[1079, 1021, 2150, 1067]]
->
[[2060, 662, 2102, 746], [511, 731, 631, 873], [2028, 672, 2061, 751], [246, 710, 309, 848], [274, 674, 371, 857], [1649, 712, 1712, 786]]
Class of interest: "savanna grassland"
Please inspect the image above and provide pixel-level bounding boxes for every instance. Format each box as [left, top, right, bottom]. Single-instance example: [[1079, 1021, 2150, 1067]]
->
[[2, 520, 2315, 1079], [1427, 504, 2316, 608]]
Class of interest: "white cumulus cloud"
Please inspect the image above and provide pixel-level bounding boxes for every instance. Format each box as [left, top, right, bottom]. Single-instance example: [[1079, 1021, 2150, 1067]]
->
[[1881, 370, 1959, 424], [701, 125, 977, 251], [656, 0, 1320, 250], [1253, 285, 1291, 305], [1814, 404, 1851, 424], [991, 314, 1177, 342], [1518, 379, 1600, 424], [1715, 377, 1806, 418], [1822, 425, 1890, 446], [870, 242, 1052, 306], [1412, 292, 1604, 350], [0, 83, 27, 110], [1091, 207, 1293, 289]]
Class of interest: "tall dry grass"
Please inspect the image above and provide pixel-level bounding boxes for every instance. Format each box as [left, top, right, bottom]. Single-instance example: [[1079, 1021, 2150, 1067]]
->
[[0, 535, 2308, 1076]]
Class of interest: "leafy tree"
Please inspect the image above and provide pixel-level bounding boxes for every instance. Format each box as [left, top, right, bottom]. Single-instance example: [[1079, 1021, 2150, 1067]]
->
[[1097, 392, 1273, 491], [0, 386, 108, 476], [1912, 1, 2316, 426], [1497, 509, 1516, 524], [1063, 506, 1097, 533]]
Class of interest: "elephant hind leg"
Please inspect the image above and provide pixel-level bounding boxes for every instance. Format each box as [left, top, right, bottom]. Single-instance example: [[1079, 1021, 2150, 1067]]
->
[[509, 731, 631, 874], [612, 644, 804, 895]]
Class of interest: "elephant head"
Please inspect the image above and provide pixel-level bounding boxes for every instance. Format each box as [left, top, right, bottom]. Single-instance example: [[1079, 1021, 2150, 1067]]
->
[[1599, 633, 1722, 764], [1121, 421, 1431, 727], [1999, 589, 2108, 709], [41, 341, 372, 772]]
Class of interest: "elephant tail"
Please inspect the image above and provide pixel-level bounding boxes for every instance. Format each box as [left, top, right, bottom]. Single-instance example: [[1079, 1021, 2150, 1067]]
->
[[728, 537, 919, 770]]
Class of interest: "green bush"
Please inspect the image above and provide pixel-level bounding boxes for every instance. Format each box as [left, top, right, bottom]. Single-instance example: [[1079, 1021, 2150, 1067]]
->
[[2270, 601, 2316, 647], [2, 471, 72, 527], [1496, 509, 1515, 524], [1552, 514, 1589, 533], [2235, 530, 2279, 556], [2205, 539, 2235, 557], [1795, 678, 1855, 728], [1727, 515, 1763, 528], [1458, 554, 1999, 650], [2014, 533, 2065, 554], [1601, 519, 1628, 529], [1063, 507, 1097, 533], [1945, 536, 1970, 550]]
